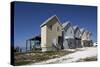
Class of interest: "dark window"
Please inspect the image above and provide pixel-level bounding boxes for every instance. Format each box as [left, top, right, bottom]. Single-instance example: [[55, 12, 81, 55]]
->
[[49, 25, 52, 30], [57, 27, 59, 32], [70, 42, 72, 44], [70, 30, 72, 33]]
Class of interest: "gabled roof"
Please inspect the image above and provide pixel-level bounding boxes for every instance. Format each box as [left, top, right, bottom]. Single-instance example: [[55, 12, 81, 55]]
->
[[62, 21, 70, 28], [40, 15, 62, 27], [73, 25, 80, 33], [73, 25, 78, 30], [88, 32, 92, 35], [80, 28, 91, 36], [80, 28, 85, 35], [85, 30, 89, 34], [28, 34, 41, 41], [62, 21, 74, 32], [28, 36, 41, 41], [80, 28, 85, 33], [86, 30, 92, 35]]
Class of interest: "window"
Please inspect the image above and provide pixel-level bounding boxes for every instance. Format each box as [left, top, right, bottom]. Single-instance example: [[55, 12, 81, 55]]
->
[[57, 27, 59, 32], [70, 42, 72, 44], [49, 25, 52, 30], [70, 30, 72, 33]]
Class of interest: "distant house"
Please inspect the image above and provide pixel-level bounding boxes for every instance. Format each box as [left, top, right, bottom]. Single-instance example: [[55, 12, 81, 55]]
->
[[73, 26, 82, 48], [62, 22, 75, 49], [86, 32, 93, 47], [40, 15, 62, 52], [80, 29, 89, 47], [26, 15, 93, 52], [26, 35, 41, 52], [80, 29, 93, 47]]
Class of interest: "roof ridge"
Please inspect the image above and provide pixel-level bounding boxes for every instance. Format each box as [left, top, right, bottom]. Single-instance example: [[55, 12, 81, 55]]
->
[[62, 21, 70, 28], [40, 15, 62, 27]]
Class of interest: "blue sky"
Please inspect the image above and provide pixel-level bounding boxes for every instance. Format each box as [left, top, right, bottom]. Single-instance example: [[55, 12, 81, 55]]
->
[[14, 1, 97, 48]]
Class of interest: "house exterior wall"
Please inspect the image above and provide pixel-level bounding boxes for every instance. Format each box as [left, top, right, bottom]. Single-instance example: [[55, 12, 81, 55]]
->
[[63, 39, 69, 49], [74, 29, 82, 48], [47, 22, 62, 50], [87, 33, 91, 41], [81, 32, 85, 47], [31, 40, 41, 49], [41, 21, 62, 52], [41, 25, 48, 51], [63, 26, 75, 49], [64, 26, 74, 38], [81, 31, 93, 47], [75, 30, 81, 38], [40, 16, 93, 51], [81, 32, 87, 40], [86, 33, 93, 47]]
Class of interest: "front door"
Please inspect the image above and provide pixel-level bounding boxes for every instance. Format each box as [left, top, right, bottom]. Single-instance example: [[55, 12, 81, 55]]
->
[[58, 36, 63, 49]]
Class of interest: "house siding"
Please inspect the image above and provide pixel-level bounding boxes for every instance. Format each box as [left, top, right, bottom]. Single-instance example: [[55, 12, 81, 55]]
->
[[74, 28, 82, 48], [40, 15, 93, 52], [41, 21, 62, 51], [81, 31, 93, 47], [63, 26, 75, 49], [41, 26, 48, 51]]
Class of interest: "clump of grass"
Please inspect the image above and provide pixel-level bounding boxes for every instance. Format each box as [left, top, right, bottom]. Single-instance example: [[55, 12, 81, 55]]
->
[[15, 60, 32, 66], [14, 50, 75, 65], [76, 56, 97, 62], [82, 56, 97, 61]]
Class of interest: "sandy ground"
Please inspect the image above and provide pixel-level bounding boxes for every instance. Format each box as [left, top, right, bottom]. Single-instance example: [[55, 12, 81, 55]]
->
[[34, 47, 97, 64]]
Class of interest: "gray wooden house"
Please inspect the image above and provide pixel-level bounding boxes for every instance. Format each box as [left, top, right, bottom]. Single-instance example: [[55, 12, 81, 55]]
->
[[62, 21, 75, 49], [73, 26, 82, 48]]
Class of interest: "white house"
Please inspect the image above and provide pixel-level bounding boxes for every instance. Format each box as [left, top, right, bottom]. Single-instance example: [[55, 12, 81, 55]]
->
[[80, 28, 93, 47]]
